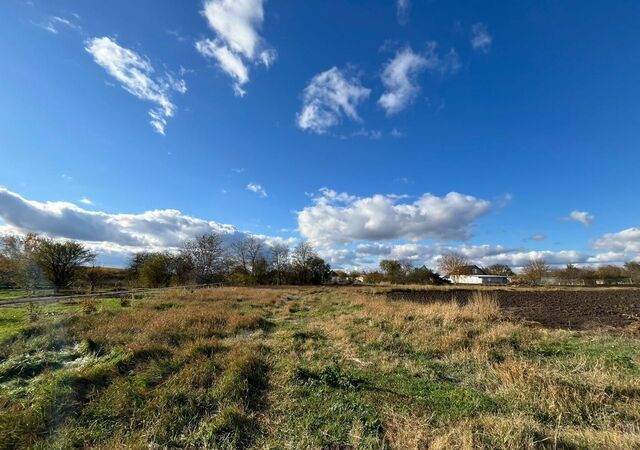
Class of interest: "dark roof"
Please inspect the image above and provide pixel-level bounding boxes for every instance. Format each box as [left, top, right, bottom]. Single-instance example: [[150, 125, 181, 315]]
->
[[460, 265, 486, 275]]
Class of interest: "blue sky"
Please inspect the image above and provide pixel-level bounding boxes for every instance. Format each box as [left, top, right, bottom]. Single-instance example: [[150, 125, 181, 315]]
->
[[1, 0, 639, 269]]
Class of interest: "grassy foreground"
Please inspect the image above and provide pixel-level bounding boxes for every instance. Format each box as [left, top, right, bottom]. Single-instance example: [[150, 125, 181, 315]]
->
[[0, 287, 639, 449]]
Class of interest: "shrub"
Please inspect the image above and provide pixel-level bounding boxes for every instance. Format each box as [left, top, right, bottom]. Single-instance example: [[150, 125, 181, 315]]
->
[[81, 298, 97, 315], [27, 301, 42, 322]]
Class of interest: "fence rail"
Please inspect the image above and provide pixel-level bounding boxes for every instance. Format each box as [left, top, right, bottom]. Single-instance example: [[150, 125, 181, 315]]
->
[[0, 283, 225, 308]]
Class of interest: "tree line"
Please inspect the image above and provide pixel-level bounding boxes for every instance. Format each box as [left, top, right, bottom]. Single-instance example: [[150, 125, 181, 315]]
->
[[347, 259, 449, 285], [126, 234, 332, 288], [0, 233, 333, 292], [2, 233, 639, 292]]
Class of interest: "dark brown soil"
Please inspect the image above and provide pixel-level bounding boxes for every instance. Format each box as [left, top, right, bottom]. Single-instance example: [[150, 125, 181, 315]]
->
[[386, 288, 640, 330]]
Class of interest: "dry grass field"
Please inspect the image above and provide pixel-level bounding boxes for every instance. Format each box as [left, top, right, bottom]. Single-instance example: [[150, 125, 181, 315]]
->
[[0, 286, 639, 449]]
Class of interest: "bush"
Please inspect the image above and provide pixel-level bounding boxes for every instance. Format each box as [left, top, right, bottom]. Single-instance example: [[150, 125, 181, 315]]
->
[[81, 298, 97, 315], [27, 301, 42, 322]]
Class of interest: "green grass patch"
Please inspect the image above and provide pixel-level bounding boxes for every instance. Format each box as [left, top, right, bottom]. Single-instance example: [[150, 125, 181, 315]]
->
[[530, 334, 640, 372], [0, 308, 27, 342]]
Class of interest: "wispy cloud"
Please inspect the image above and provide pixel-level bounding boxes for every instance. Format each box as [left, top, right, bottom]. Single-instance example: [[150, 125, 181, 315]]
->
[[297, 67, 371, 134], [37, 15, 81, 34], [247, 182, 268, 198], [565, 210, 594, 226], [396, 0, 411, 24], [351, 128, 382, 140], [78, 197, 93, 206], [85, 37, 187, 135], [391, 128, 404, 138], [497, 193, 513, 207], [196, 0, 276, 96], [378, 44, 460, 115], [470, 22, 492, 53], [166, 29, 187, 43]]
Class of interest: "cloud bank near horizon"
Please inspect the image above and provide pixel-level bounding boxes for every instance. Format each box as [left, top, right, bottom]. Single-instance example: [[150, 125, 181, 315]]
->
[[0, 187, 638, 269]]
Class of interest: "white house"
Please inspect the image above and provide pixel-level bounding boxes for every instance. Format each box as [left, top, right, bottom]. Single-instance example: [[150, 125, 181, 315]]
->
[[446, 265, 509, 285]]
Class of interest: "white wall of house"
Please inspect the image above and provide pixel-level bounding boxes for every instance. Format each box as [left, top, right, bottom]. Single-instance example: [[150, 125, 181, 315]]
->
[[449, 275, 509, 285]]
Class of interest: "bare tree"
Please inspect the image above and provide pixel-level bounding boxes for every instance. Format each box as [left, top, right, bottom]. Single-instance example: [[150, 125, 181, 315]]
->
[[438, 252, 470, 276], [292, 241, 317, 284], [270, 243, 290, 285], [521, 258, 550, 285], [245, 237, 263, 277], [181, 233, 227, 284], [230, 238, 250, 274], [230, 235, 264, 280]]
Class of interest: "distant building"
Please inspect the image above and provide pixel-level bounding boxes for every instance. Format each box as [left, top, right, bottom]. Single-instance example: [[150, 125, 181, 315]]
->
[[446, 265, 509, 285], [328, 271, 353, 285]]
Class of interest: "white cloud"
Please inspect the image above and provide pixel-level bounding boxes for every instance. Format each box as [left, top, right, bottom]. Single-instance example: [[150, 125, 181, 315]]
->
[[356, 242, 393, 256], [319, 248, 358, 267], [85, 37, 186, 134], [378, 44, 461, 115], [297, 67, 371, 134], [0, 187, 236, 251], [378, 47, 428, 115], [196, 0, 276, 96], [78, 197, 93, 206], [38, 15, 81, 34], [471, 250, 588, 269], [528, 234, 546, 241], [196, 40, 249, 96], [247, 183, 268, 198], [0, 187, 299, 266], [470, 22, 492, 53], [592, 227, 640, 256], [396, 0, 410, 24], [298, 188, 492, 245], [5, 187, 637, 271], [566, 210, 594, 226]]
